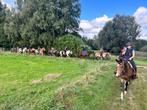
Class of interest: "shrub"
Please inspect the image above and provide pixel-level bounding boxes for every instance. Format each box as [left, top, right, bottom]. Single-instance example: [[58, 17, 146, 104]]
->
[[54, 34, 90, 54]]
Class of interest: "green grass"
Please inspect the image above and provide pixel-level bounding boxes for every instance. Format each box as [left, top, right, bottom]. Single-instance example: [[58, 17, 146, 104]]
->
[[0, 53, 117, 110], [0, 53, 147, 110], [136, 57, 147, 65]]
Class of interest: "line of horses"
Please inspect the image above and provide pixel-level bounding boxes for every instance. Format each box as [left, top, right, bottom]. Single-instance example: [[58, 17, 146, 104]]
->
[[11, 47, 73, 57], [10, 47, 111, 60]]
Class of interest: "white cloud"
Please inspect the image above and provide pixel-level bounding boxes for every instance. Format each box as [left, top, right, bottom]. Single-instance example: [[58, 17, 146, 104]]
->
[[134, 7, 147, 40], [80, 7, 147, 40], [1, 0, 14, 10], [79, 15, 112, 39], [1, 0, 5, 4]]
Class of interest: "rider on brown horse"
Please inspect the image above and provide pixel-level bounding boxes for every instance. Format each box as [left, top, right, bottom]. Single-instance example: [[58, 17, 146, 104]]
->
[[119, 42, 137, 79]]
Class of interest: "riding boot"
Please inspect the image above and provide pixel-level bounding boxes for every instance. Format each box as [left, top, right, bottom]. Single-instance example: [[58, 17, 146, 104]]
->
[[130, 60, 137, 79]]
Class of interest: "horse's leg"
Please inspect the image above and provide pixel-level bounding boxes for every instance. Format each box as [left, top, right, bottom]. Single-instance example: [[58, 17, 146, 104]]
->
[[128, 78, 131, 85], [124, 81, 128, 95], [120, 79, 124, 100]]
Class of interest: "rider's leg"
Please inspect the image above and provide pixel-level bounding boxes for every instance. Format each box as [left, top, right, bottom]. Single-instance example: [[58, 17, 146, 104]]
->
[[130, 60, 137, 79], [130, 60, 137, 72]]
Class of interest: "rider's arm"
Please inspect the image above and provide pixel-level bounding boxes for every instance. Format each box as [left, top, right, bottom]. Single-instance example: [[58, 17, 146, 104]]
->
[[129, 49, 135, 60]]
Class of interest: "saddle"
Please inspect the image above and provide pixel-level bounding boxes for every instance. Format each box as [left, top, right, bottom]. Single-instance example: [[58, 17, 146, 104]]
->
[[127, 61, 136, 72], [127, 61, 137, 79]]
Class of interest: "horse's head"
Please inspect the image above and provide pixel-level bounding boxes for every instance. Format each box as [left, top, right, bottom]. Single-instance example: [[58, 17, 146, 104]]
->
[[115, 58, 125, 77]]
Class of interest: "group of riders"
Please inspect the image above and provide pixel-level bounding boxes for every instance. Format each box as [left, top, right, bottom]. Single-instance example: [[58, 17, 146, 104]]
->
[[9, 42, 137, 101], [10, 46, 111, 59], [11, 47, 73, 57], [118, 42, 137, 79], [10, 42, 137, 80]]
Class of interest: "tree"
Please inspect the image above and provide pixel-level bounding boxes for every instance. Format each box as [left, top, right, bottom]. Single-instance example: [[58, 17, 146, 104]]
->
[[82, 36, 99, 50], [0, 2, 8, 48], [4, 0, 81, 48], [97, 15, 141, 53], [134, 39, 147, 51], [54, 34, 89, 54]]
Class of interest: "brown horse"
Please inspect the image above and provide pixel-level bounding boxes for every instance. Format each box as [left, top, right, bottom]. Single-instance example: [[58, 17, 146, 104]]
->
[[115, 58, 135, 100], [95, 51, 111, 60], [102, 52, 111, 60], [39, 48, 46, 56]]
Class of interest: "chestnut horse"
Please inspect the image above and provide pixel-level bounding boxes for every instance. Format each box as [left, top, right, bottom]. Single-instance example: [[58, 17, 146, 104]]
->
[[115, 58, 135, 100]]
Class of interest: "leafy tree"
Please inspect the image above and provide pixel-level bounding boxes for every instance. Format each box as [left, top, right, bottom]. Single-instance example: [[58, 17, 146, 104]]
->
[[82, 35, 100, 50], [4, 0, 81, 48], [0, 2, 8, 48], [97, 15, 141, 53], [134, 39, 147, 51], [54, 34, 89, 54]]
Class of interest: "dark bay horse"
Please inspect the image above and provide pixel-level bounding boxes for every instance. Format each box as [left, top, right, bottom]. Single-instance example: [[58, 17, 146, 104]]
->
[[115, 58, 135, 100]]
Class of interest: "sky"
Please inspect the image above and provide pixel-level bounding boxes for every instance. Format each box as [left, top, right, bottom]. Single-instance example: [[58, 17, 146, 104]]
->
[[79, 0, 147, 39], [2, 0, 147, 39]]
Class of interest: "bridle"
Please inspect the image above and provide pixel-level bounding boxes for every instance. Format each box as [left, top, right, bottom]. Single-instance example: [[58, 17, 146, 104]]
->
[[116, 59, 127, 77]]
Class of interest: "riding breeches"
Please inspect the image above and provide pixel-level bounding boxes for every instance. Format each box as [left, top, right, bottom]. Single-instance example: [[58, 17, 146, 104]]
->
[[129, 60, 137, 72]]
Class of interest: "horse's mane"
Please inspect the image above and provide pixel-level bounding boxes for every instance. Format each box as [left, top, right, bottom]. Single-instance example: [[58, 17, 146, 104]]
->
[[122, 60, 133, 76], [118, 57, 131, 74], [123, 61, 128, 73]]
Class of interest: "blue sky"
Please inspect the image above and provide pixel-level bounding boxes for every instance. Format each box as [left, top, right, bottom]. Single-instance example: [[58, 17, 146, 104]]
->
[[2, 0, 147, 39], [4, 0, 147, 19], [79, 0, 147, 39], [80, 0, 147, 20]]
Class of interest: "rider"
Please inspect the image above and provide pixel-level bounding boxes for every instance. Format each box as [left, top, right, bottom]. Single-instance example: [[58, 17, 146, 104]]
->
[[119, 47, 127, 59], [120, 42, 137, 79]]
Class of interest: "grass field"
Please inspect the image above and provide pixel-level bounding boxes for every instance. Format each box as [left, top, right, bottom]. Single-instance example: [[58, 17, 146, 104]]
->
[[0, 53, 147, 110]]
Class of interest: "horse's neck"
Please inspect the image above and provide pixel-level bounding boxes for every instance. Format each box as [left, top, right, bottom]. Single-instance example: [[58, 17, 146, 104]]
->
[[124, 61, 133, 74]]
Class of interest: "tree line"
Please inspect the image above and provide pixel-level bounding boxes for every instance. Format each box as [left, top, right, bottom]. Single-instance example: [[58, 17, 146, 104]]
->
[[0, 0, 147, 53], [0, 0, 82, 49], [84, 15, 147, 53]]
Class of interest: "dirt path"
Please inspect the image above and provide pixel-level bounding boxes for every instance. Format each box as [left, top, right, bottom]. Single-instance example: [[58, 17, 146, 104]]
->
[[109, 65, 147, 110]]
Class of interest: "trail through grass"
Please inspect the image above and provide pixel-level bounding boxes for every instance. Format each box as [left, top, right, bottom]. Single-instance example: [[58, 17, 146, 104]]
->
[[0, 53, 147, 110], [108, 64, 147, 110]]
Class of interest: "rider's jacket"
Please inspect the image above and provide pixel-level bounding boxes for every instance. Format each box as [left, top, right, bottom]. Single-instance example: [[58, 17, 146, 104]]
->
[[123, 47, 134, 61]]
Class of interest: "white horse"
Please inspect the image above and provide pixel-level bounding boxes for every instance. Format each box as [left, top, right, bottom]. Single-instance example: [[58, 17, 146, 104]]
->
[[18, 48, 23, 53], [35, 49, 39, 55], [23, 47, 28, 54], [60, 51, 66, 57], [66, 50, 73, 57], [60, 50, 73, 57]]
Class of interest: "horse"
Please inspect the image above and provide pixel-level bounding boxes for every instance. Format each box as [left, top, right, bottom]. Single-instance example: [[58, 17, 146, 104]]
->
[[60, 50, 73, 57], [66, 50, 73, 57], [95, 51, 111, 60], [18, 48, 23, 54], [102, 52, 111, 60], [28, 48, 36, 55], [11, 48, 18, 53], [54, 50, 60, 57], [39, 47, 46, 56], [60, 50, 67, 57], [115, 58, 135, 100], [95, 51, 102, 60], [22, 47, 28, 54]]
